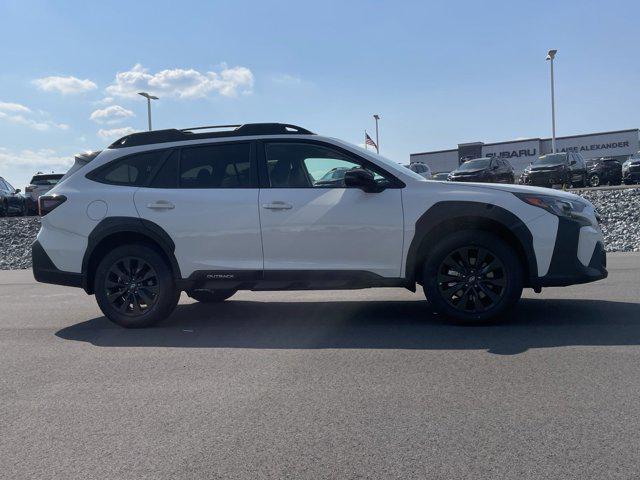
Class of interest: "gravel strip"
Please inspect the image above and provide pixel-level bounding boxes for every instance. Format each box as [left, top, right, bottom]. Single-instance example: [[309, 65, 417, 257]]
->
[[0, 187, 638, 270], [578, 187, 640, 252], [0, 217, 41, 270]]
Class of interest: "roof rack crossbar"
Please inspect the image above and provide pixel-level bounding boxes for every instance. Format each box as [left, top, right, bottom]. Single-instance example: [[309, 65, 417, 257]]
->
[[180, 124, 241, 132], [108, 122, 315, 149]]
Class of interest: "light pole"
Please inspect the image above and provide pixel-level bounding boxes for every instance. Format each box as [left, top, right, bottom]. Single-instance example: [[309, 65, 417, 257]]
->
[[546, 49, 557, 153], [138, 92, 159, 131], [373, 114, 380, 154]]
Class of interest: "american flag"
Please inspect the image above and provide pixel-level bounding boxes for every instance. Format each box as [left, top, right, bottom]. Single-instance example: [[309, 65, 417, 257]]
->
[[365, 131, 377, 150]]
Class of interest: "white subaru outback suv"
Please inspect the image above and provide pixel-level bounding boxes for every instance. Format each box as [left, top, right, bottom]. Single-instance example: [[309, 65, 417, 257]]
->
[[32, 123, 607, 328]]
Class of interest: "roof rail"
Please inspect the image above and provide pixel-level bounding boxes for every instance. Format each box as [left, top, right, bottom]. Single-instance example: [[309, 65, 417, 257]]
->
[[108, 123, 315, 149]]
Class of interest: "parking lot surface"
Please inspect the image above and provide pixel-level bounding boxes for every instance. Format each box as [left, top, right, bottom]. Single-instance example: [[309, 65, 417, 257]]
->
[[2, 253, 640, 479]]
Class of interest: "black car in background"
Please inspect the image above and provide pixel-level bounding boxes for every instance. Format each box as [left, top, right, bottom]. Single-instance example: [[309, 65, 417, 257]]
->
[[432, 171, 451, 181], [448, 157, 515, 183], [622, 154, 640, 184], [0, 176, 27, 216], [586, 157, 622, 187], [520, 152, 587, 188]]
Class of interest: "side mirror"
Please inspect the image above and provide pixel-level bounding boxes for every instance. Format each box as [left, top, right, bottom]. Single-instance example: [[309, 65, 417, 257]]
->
[[344, 168, 383, 193], [14, 188, 21, 194], [570, 160, 576, 166]]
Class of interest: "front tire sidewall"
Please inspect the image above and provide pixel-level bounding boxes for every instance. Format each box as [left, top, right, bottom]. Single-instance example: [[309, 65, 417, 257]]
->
[[423, 231, 524, 324], [95, 245, 178, 328]]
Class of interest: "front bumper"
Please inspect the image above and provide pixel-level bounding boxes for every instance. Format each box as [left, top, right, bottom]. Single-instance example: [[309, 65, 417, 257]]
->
[[448, 175, 487, 183], [521, 171, 569, 186], [32, 240, 83, 288], [623, 170, 640, 184], [533, 217, 607, 287]]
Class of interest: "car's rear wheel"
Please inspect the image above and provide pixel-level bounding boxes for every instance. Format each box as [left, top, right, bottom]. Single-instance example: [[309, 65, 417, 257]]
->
[[95, 245, 179, 328], [589, 173, 601, 187], [186, 289, 237, 303], [422, 231, 523, 324]]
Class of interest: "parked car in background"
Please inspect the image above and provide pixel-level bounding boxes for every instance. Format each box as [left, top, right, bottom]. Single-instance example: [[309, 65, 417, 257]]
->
[[25, 173, 65, 214], [520, 152, 587, 188], [404, 162, 432, 179], [586, 157, 622, 187], [431, 172, 450, 181], [0, 176, 27, 216], [622, 154, 640, 184], [447, 157, 515, 183]]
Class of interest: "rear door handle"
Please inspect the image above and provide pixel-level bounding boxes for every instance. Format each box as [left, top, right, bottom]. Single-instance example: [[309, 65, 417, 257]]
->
[[147, 201, 175, 210], [262, 201, 293, 210]]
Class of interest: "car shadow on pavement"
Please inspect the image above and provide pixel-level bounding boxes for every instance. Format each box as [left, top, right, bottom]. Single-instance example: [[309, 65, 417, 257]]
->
[[55, 297, 640, 355]]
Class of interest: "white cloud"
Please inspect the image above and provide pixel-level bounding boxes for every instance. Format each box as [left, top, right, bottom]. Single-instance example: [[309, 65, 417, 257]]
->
[[32, 75, 97, 94], [90, 105, 135, 124], [93, 96, 115, 106], [0, 147, 74, 188], [105, 63, 254, 99], [0, 101, 31, 113], [97, 126, 137, 139], [271, 73, 302, 85], [0, 110, 68, 131]]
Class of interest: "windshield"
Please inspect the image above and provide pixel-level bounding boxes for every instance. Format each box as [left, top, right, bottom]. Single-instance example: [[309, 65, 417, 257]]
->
[[338, 139, 427, 181], [534, 154, 567, 166], [458, 158, 490, 171], [30, 174, 63, 186]]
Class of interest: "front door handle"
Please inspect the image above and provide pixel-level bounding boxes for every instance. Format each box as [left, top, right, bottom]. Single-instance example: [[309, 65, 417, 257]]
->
[[262, 201, 293, 210], [147, 201, 175, 210]]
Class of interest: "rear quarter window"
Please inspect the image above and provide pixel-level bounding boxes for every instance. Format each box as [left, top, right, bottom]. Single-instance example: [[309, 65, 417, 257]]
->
[[87, 150, 170, 186]]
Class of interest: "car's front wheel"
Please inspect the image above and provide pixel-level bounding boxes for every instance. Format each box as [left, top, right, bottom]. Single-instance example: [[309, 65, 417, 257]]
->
[[422, 231, 523, 324], [94, 245, 179, 328], [186, 289, 237, 303], [589, 173, 601, 187]]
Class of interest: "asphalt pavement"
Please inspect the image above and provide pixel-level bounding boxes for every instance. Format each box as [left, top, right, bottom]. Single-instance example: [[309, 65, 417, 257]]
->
[[2, 253, 640, 479]]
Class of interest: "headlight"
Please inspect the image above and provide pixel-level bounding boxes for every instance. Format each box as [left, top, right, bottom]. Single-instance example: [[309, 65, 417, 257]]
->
[[514, 193, 587, 218]]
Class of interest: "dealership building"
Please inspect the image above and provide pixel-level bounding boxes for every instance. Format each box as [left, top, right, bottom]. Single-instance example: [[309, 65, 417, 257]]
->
[[410, 128, 640, 174]]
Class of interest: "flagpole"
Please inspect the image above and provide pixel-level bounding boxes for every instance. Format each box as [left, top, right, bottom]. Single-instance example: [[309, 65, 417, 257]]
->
[[373, 114, 380, 154]]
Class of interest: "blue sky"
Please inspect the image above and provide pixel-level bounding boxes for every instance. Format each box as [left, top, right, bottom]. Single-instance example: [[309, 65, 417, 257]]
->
[[1, 0, 639, 188]]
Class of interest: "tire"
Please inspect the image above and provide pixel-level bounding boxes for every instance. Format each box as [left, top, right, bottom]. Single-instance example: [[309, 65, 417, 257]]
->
[[186, 288, 237, 303], [588, 173, 601, 187], [422, 230, 524, 324], [94, 244, 179, 328], [0, 199, 7, 217]]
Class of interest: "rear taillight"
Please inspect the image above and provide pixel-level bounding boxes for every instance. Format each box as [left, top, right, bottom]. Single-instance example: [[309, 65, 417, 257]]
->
[[38, 194, 67, 216]]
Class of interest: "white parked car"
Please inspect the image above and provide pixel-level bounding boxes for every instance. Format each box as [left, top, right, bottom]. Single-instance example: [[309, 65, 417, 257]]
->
[[405, 162, 432, 179], [33, 123, 607, 327], [25, 173, 65, 214]]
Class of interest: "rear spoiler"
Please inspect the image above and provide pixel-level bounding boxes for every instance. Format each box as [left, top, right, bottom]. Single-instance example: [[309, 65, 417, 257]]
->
[[60, 150, 102, 183]]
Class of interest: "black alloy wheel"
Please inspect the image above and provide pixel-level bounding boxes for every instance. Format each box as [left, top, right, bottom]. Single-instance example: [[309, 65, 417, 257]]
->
[[437, 247, 507, 314], [95, 244, 179, 328], [105, 256, 159, 315], [422, 231, 523, 323], [589, 173, 600, 187]]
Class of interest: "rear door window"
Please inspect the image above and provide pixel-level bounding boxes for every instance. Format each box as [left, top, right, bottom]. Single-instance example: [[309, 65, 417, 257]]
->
[[179, 142, 253, 189]]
